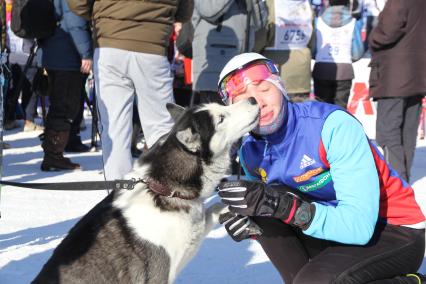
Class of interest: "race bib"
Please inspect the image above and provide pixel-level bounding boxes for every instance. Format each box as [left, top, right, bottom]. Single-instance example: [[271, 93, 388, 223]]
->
[[315, 17, 355, 64], [267, 0, 313, 50]]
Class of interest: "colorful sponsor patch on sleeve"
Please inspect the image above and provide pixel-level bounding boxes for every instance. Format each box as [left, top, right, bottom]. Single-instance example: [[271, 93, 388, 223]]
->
[[293, 167, 324, 183], [297, 171, 332, 192]]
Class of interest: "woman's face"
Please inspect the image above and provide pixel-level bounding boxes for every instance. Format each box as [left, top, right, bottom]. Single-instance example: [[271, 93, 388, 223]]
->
[[232, 80, 283, 126]]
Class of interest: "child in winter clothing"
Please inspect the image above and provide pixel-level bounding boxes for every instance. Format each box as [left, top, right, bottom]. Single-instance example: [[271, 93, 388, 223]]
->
[[312, 0, 364, 108]]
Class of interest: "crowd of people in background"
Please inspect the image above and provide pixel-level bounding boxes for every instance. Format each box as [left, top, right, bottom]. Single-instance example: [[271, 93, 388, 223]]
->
[[1, 0, 426, 184]]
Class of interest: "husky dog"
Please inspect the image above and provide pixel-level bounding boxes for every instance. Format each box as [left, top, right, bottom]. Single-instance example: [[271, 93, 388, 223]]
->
[[32, 98, 259, 284]]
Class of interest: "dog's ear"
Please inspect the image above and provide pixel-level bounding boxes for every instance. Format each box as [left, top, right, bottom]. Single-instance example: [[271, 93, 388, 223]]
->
[[166, 103, 186, 122], [176, 128, 201, 153]]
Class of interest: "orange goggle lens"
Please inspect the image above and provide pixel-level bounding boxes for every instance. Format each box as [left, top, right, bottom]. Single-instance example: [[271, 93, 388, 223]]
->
[[219, 61, 278, 104]]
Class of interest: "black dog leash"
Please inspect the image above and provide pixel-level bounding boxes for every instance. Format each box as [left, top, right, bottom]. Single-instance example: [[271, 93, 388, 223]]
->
[[0, 179, 144, 219], [0, 178, 143, 191]]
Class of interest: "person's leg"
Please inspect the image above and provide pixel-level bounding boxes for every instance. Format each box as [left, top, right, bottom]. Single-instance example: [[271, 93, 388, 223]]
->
[[65, 77, 90, 152], [131, 98, 143, 158], [334, 79, 352, 109], [252, 216, 329, 283], [23, 92, 44, 132], [293, 224, 425, 284], [94, 47, 135, 179], [376, 97, 407, 180], [24, 92, 38, 122], [4, 64, 22, 129], [41, 70, 83, 171], [314, 79, 335, 104], [19, 69, 33, 118], [402, 95, 423, 182], [0, 74, 9, 149], [44, 71, 83, 132], [191, 91, 203, 106], [173, 86, 192, 107], [129, 52, 175, 148], [23, 67, 44, 131]]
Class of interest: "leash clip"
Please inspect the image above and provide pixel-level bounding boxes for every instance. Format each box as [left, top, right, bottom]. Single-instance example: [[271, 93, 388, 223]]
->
[[114, 179, 139, 190]]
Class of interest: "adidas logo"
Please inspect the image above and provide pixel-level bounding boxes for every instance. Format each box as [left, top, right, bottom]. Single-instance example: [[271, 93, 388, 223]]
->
[[300, 154, 316, 169]]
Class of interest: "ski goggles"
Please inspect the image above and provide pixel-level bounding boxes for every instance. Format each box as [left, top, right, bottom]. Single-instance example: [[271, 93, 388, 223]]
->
[[219, 60, 279, 104]]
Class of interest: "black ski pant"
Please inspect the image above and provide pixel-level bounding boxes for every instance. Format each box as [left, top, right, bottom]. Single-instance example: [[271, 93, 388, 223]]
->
[[253, 217, 425, 284], [69, 75, 89, 138], [45, 70, 85, 132], [375, 95, 424, 182], [314, 79, 352, 109]]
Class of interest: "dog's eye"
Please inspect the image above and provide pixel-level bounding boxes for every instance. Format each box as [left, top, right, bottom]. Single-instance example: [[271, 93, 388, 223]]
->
[[218, 114, 225, 124]]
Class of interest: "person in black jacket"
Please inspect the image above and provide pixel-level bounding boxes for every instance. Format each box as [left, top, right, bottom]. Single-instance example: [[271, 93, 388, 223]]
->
[[369, 0, 426, 182], [38, 0, 92, 171]]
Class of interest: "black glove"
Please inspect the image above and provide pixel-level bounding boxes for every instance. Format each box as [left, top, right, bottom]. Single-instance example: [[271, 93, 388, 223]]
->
[[219, 211, 263, 242], [218, 180, 315, 230]]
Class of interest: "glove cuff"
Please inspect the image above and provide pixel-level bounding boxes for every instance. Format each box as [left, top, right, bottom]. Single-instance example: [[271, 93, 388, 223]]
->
[[264, 187, 315, 230], [293, 202, 315, 230]]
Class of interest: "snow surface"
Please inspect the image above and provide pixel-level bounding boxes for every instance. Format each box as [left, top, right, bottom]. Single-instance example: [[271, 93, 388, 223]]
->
[[0, 118, 425, 284]]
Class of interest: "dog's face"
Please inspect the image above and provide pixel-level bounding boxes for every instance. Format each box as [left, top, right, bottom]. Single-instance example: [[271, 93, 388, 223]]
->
[[167, 98, 259, 163], [131, 99, 259, 202]]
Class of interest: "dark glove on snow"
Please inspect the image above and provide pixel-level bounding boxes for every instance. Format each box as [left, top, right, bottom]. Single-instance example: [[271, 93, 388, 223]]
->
[[219, 211, 263, 242], [218, 180, 315, 230]]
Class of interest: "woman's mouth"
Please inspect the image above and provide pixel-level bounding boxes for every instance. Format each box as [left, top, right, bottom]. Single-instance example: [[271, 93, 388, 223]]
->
[[260, 111, 274, 124]]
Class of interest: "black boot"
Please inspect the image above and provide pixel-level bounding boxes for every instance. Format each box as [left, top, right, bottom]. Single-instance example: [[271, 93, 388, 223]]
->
[[65, 130, 90, 153], [41, 129, 81, 171]]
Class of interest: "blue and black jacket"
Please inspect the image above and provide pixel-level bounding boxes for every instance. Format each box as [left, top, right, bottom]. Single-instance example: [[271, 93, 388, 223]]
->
[[240, 101, 425, 245]]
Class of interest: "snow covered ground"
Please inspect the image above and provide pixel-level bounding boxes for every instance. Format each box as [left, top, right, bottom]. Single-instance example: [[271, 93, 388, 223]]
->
[[0, 118, 425, 284]]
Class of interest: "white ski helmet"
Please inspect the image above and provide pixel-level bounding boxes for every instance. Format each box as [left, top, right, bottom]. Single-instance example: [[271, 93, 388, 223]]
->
[[218, 52, 284, 104], [218, 53, 270, 86]]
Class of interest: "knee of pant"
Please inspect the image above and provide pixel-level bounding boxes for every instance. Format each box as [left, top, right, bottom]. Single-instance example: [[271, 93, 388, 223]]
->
[[293, 272, 336, 284], [46, 119, 72, 132], [64, 104, 82, 122], [293, 261, 350, 284], [294, 273, 360, 284]]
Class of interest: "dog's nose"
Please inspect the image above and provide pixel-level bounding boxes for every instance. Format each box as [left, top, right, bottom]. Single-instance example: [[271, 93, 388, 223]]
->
[[248, 97, 257, 105]]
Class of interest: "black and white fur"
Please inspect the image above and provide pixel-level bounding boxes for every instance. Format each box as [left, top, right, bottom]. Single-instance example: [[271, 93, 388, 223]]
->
[[32, 98, 259, 284]]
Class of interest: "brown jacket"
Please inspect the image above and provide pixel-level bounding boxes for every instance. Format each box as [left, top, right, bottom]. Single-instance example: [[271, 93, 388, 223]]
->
[[368, 0, 426, 99], [67, 0, 194, 56]]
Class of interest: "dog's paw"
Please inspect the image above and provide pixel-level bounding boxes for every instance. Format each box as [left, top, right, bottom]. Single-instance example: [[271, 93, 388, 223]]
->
[[203, 203, 228, 234], [206, 203, 228, 223], [207, 202, 227, 214]]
